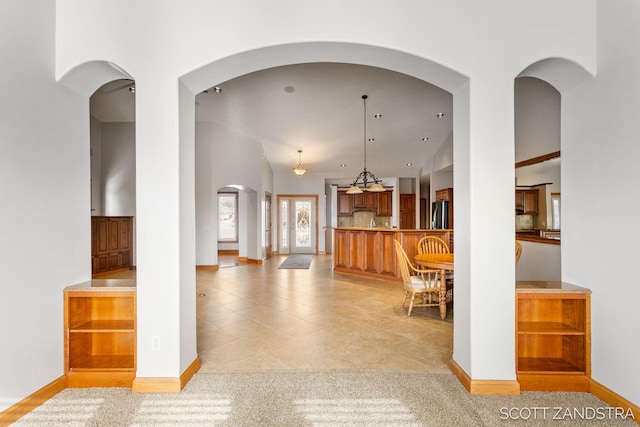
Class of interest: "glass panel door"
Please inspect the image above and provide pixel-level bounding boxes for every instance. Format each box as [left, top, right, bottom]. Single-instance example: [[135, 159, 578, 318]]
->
[[279, 197, 316, 254], [293, 200, 313, 253]]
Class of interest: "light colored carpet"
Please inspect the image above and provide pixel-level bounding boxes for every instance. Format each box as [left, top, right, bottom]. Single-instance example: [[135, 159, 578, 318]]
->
[[278, 254, 314, 269], [12, 372, 636, 426]]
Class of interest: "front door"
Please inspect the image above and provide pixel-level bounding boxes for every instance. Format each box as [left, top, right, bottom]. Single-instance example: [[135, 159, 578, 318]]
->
[[278, 196, 317, 255]]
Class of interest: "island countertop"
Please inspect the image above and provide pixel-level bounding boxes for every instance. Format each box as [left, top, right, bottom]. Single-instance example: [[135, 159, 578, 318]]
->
[[333, 226, 454, 232], [332, 227, 453, 281]]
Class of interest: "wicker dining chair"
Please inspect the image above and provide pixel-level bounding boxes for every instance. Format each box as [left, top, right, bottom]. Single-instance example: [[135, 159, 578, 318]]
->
[[516, 241, 523, 263], [417, 236, 450, 255], [417, 235, 453, 302], [394, 240, 443, 317]]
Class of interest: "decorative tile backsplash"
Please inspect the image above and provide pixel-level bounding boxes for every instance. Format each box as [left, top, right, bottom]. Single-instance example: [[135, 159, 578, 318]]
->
[[515, 214, 534, 230], [337, 211, 391, 228]]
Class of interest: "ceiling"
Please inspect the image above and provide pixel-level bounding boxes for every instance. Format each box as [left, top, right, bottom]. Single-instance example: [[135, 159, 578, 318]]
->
[[90, 63, 453, 186]]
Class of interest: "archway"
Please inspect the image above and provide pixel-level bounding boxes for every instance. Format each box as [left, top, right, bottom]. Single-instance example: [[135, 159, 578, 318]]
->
[[181, 42, 468, 373]]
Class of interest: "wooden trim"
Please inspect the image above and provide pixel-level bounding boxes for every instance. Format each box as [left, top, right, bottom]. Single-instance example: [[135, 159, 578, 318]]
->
[[448, 359, 472, 391], [334, 266, 401, 282], [448, 360, 520, 395], [515, 151, 560, 168], [132, 357, 201, 393], [0, 376, 66, 425], [196, 265, 219, 271], [132, 377, 182, 393], [247, 258, 263, 265], [218, 250, 239, 255], [238, 256, 248, 262], [590, 379, 640, 424], [180, 357, 201, 390]]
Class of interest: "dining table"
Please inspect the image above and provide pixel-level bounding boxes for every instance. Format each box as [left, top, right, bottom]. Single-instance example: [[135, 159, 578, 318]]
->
[[414, 253, 454, 320]]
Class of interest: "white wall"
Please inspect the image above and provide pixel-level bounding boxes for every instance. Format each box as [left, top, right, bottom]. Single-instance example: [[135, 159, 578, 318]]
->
[[515, 241, 561, 281], [195, 121, 269, 265], [53, 0, 596, 390], [0, 0, 89, 411], [562, 0, 640, 406], [0, 0, 607, 409], [90, 116, 103, 215], [100, 123, 136, 216], [514, 78, 561, 162]]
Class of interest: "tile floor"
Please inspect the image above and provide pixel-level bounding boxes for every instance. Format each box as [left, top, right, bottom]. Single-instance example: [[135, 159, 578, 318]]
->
[[105, 254, 453, 374]]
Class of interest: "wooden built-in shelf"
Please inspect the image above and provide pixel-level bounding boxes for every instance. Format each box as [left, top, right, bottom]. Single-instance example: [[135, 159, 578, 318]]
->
[[516, 282, 590, 391], [64, 286, 136, 388], [517, 321, 583, 334]]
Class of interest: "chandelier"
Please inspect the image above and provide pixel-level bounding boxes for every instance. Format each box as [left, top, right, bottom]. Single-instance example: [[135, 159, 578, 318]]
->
[[346, 95, 384, 194], [292, 149, 307, 176]]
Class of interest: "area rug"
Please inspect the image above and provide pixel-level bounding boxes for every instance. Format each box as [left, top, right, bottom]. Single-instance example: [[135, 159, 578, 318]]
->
[[278, 254, 314, 269], [13, 372, 634, 426]]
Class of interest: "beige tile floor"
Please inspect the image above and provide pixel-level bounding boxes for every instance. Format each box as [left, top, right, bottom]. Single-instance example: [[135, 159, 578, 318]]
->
[[106, 254, 453, 374]]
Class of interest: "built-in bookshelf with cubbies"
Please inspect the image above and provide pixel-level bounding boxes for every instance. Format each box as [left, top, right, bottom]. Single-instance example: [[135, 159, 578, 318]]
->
[[516, 283, 591, 392], [64, 285, 136, 388]]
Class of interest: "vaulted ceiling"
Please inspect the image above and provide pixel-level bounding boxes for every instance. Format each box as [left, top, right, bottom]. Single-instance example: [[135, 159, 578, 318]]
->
[[91, 63, 453, 185]]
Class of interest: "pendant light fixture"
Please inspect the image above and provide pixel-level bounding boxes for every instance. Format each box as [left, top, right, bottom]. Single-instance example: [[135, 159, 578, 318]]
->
[[346, 95, 384, 194], [292, 149, 307, 176]]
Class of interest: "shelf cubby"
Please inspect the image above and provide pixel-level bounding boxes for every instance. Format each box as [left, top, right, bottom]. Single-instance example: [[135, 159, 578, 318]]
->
[[516, 291, 590, 391], [65, 289, 136, 387]]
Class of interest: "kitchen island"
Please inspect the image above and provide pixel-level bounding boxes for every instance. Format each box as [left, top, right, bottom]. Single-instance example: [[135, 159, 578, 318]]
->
[[332, 227, 453, 281]]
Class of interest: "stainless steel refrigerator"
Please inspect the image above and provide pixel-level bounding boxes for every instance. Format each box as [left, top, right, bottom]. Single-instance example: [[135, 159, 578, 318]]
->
[[431, 200, 449, 229]]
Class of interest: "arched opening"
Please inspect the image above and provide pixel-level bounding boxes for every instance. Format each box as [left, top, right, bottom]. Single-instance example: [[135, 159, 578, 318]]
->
[[90, 78, 137, 276], [183, 44, 467, 373]]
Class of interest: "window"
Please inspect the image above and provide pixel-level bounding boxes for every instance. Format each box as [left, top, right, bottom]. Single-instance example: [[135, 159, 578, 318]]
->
[[551, 192, 561, 230], [218, 192, 238, 242]]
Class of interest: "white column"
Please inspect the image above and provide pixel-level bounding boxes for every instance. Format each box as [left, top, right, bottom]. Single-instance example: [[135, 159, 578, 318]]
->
[[453, 76, 517, 386], [134, 75, 197, 381]]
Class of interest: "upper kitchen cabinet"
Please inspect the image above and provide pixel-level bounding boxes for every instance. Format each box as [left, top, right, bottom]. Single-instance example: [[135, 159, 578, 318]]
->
[[352, 192, 378, 211], [515, 189, 538, 215], [337, 190, 394, 217], [337, 192, 352, 216], [377, 191, 393, 216]]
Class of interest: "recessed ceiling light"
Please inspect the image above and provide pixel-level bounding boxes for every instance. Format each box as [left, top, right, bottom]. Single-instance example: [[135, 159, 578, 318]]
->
[[213, 86, 222, 93], [128, 86, 135, 93], [422, 137, 430, 142], [340, 163, 347, 168], [406, 163, 413, 167], [284, 86, 295, 93], [368, 138, 375, 142], [436, 112, 445, 118], [374, 113, 382, 118]]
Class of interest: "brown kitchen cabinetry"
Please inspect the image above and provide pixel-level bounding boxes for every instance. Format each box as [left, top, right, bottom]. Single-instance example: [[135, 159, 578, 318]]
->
[[337, 190, 393, 217], [516, 284, 590, 391], [64, 285, 136, 388], [377, 191, 393, 216], [399, 194, 416, 229], [352, 192, 378, 211], [515, 189, 538, 214], [434, 188, 454, 229], [337, 192, 353, 216], [92, 216, 133, 276], [435, 188, 452, 202]]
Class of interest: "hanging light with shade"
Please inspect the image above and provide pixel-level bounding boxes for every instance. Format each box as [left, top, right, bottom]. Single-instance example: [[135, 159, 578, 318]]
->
[[292, 149, 307, 176], [346, 95, 384, 194]]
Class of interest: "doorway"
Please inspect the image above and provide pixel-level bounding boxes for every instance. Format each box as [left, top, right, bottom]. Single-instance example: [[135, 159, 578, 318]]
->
[[277, 195, 318, 255], [265, 192, 272, 259]]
